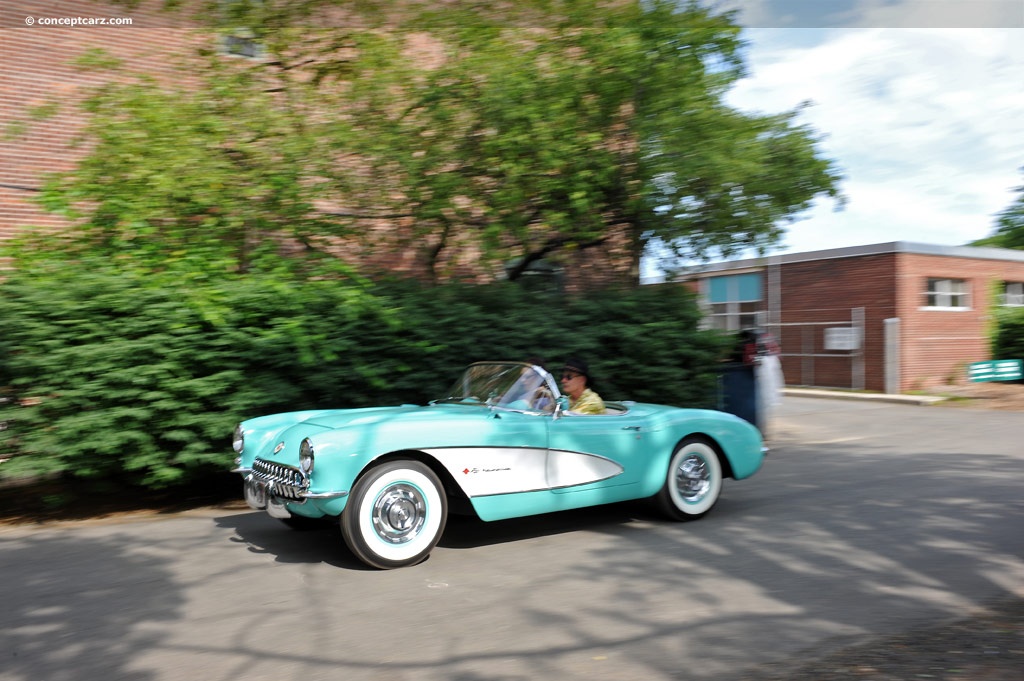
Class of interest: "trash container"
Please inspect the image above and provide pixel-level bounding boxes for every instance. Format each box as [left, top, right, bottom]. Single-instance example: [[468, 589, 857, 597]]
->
[[717, 329, 784, 434], [718, 362, 759, 428]]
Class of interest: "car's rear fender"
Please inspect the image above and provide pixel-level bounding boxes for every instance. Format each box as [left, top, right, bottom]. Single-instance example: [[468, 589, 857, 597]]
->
[[633, 421, 762, 497], [678, 433, 734, 479], [656, 412, 764, 479], [625, 430, 728, 498]]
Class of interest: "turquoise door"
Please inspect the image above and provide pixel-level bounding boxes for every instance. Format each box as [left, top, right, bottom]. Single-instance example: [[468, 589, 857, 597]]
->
[[546, 413, 647, 494]]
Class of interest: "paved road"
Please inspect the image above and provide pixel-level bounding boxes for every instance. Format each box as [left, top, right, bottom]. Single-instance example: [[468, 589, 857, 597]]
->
[[1, 397, 1022, 681]]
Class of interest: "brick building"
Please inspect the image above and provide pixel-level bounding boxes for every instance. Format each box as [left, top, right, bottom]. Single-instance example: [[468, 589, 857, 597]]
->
[[683, 242, 1024, 393], [0, 0, 633, 290], [1, 0, 203, 243]]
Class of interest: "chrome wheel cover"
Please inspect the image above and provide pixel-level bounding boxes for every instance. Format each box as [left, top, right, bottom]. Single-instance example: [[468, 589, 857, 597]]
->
[[371, 484, 427, 544], [674, 454, 711, 502]]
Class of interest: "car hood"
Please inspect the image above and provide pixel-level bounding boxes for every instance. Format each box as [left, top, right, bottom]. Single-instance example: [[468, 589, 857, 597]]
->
[[300, 404, 427, 429], [241, 403, 501, 463]]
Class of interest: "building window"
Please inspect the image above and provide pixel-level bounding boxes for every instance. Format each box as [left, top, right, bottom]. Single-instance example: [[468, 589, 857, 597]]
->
[[923, 278, 970, 309], [219, 1, 265, 59], [1001, 282, 1024, 306], [704, 273, 763, 331], [222, 31, 264, 59]]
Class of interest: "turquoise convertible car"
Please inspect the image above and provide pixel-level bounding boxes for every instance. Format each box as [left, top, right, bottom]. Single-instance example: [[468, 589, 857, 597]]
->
[[232, 361, 764, 569]]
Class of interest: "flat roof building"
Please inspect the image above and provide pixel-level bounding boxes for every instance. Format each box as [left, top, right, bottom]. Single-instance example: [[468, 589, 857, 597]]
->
[[681, 241, 1024, 393]]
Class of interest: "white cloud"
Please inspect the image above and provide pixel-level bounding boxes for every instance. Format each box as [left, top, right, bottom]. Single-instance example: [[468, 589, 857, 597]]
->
[[715, 0, 1023, 28], [849, 0, 1024, 29], [726, 27, 1024, 254]]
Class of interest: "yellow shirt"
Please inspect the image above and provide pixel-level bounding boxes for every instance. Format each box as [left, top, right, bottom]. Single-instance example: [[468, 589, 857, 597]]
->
[[570, 388, 605, 415]]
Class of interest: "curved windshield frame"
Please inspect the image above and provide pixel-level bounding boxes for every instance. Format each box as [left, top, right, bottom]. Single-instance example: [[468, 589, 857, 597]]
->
[[434, 362, 561, 414]]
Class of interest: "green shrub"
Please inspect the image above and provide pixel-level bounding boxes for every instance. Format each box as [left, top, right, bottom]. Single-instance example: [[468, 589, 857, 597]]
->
[[993, 307, 1024, 365], [0, 265, 727, 492]]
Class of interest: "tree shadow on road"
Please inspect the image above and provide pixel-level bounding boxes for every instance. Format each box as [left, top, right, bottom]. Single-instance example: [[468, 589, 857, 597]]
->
[[5, 404, 1019, 681], [0, 531, 181, 681], [547, 435, 1024, 680]]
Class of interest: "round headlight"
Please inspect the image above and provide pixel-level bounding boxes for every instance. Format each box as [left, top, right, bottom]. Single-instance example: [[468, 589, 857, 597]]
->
[[232, 425, 244, 454], [299, 438, 314, 474]]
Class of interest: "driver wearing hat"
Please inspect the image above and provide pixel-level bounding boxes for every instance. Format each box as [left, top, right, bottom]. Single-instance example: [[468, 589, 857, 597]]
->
[[559, 358, 605, 415]]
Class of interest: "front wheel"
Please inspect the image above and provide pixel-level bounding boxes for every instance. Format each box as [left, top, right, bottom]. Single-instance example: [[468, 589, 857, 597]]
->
[[656, 437, 723, 521], [341, 460, 448, 569]]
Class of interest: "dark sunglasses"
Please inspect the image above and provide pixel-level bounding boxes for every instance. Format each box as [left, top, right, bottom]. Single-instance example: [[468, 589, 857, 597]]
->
[[561, 372, 582, 381]]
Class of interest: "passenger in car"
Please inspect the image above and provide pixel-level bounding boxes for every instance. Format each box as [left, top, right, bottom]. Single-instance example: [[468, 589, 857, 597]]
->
[[560, 358, 605, 415]]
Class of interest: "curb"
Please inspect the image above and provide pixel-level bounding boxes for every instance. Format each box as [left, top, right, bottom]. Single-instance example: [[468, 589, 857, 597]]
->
[[783, 388, 947, 406]]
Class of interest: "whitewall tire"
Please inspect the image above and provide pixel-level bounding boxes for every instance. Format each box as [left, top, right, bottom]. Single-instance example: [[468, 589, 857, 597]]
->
[[341, 460, 448, 569], [656, 437, 723, 520]]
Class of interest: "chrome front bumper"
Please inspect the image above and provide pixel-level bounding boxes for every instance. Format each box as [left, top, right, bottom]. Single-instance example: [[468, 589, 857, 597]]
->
[[233, 458, 347, 519]]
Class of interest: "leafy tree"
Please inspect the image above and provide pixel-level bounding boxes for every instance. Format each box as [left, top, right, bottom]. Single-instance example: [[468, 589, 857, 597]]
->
[[972, 169, 1024, 250], [13, 0, 842, 283], [17, 52, 358, 277], [285, 0, 844, 280]]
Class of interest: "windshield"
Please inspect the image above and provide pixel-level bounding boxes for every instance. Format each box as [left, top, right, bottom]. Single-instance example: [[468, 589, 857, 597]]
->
[[436, 362, 559, 413]]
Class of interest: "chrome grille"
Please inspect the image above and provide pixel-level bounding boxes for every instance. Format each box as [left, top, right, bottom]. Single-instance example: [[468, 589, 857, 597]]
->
[[252, 458, 308, 501]]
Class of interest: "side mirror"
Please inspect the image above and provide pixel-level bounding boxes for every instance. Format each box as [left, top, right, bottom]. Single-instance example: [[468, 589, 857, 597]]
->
[[555, 396, 570, 415]]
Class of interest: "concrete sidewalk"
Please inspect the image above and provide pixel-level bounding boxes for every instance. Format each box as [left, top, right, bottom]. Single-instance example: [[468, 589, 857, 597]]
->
[[782, 387, 947, 406]]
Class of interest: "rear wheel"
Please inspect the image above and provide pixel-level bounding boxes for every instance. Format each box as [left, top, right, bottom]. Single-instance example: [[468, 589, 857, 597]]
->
[[656, 437, 723, 520], [341, 460, 448, 569]]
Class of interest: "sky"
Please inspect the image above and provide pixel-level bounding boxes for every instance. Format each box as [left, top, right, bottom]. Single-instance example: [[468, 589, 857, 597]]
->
[[666, 0, 1024, 264]]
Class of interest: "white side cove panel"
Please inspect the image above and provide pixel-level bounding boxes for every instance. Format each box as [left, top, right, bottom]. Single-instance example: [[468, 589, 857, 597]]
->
[[425, 447, 547, 497], [424, 447, 624, 497], [547, 448, 624, 490]]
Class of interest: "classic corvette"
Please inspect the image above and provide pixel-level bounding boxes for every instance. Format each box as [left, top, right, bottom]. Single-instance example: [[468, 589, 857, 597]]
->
[[232, 361, 765, 569]]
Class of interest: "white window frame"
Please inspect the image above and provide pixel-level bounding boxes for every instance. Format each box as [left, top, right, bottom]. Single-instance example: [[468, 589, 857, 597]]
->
[[702, 274, 763, 331], [1000, 282, 1024, 306], [922, 277, 970, 310]]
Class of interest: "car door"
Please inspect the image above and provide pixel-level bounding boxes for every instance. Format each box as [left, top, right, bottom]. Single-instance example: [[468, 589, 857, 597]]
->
[[424, 407, 552, 498], [546, 410, 648, 493]]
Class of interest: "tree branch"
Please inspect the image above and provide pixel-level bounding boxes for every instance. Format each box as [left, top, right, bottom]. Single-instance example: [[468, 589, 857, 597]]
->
[[507, 235, 608, 281]]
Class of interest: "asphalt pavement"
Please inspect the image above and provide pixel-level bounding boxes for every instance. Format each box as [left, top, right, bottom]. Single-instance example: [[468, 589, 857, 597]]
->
[[0, 395, 1021, 681]]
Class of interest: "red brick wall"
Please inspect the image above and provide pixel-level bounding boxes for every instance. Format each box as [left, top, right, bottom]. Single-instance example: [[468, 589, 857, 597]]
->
[[770, 248, 1024, 392], [0, 1, 634, 288], [1, 0, 208, 254], [777, 253, 899, 391], [0, 0, 203, 249], [896, 252, 1024, 391]]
